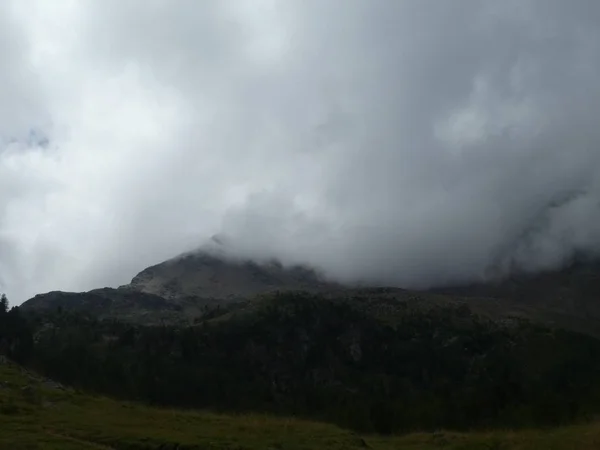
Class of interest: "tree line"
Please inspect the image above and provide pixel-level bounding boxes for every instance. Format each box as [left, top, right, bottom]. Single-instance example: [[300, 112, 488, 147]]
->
[[0, 294, 34, 363]]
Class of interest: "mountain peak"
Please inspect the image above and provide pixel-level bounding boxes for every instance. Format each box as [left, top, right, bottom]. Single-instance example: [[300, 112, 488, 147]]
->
[[125, 246, 338, 301]]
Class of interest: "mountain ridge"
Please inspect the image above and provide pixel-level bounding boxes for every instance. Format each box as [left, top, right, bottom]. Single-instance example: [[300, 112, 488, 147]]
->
[[17, 250, 600, 338], [19, 248, 342, 324]]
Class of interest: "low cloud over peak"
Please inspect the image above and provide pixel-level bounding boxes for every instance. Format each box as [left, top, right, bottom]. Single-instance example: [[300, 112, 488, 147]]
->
[[2, 0, 600, 303]]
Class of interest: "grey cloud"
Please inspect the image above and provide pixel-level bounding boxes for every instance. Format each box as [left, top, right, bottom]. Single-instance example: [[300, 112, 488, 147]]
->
[[0, 9, 44, 142], [2, 0, 600, 303]]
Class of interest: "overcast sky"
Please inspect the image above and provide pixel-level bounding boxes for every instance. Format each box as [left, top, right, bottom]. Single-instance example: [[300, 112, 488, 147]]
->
[[2, 1, 600, 304]]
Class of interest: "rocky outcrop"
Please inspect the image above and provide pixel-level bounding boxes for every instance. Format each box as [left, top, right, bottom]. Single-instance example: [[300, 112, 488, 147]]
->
[[122, 250, 339, 301]]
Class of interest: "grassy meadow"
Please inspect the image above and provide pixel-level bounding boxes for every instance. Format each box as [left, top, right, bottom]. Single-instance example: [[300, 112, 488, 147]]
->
[[2, 360, 600, 450]]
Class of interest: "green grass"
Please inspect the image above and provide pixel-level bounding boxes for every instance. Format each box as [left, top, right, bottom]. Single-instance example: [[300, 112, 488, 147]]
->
[[2, 361, 600, 450]]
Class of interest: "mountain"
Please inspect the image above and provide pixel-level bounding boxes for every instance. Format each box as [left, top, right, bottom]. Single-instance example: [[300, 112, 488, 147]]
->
[[123, 250, 338, 301], [20, 250, 600, 336], [20, 247, 340, 324]]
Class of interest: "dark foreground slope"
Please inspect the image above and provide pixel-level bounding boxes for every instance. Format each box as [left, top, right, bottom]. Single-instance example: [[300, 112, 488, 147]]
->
[[5, 360, 600, 450], [0, 358, 374, 450], [26, 291, 600, 434]]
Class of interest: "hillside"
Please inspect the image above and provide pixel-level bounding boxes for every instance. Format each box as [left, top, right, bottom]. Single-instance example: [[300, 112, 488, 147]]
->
[[5, 359, 600, 450], [0, 358, 376, 449], [24, 290, 600, 434], [432, 260, 600, 321], [19, 288, 183, 325]]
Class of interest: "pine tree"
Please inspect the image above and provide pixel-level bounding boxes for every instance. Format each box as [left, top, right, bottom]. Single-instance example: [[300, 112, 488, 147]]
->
[[0, 294, 8, 314]]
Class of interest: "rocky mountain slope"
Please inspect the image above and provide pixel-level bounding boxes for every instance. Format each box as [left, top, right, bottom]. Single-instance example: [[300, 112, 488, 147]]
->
[[20, 246, 340, 324], [123, 250, 337, 301], [18, 227, 600, 335], [19, 249, 600, 336]]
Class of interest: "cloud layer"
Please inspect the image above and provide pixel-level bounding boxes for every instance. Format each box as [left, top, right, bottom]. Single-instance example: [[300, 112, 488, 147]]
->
[[2, 0, 600, 303]]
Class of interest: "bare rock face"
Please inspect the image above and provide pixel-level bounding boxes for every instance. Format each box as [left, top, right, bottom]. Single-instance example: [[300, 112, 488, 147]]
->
[[118, 233, 339, 301], [124, 250, 338, 301]]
